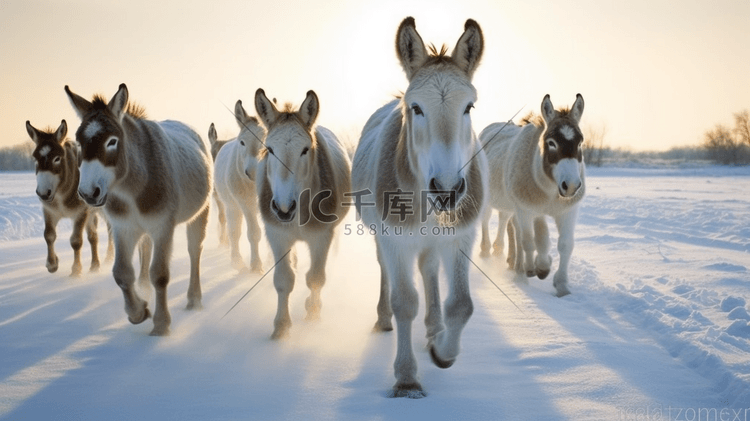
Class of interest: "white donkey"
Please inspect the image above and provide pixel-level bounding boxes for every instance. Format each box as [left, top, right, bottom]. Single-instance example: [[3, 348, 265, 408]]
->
[[479, 94, 585, 297], [211, 100, 265, 272], [254, 89, 351, 339], [26, 119, 113, 276], [65, 83, 213, 336], [351, 17, 487, 398], [208, 124, 229, 247]]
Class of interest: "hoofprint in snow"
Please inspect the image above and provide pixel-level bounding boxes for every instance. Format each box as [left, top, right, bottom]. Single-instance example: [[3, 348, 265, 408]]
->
[[0, 166, 748, 420]]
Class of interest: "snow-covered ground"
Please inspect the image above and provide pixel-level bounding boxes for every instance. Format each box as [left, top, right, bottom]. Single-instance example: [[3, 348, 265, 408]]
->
[[1, 166, 748, 420]]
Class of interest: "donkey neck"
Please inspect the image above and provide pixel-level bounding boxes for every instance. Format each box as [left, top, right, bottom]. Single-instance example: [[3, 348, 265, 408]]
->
[[58, 141, 83, 209]]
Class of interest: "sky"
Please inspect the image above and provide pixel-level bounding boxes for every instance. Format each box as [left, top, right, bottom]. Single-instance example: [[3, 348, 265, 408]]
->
[[1, 0, 749, 151]]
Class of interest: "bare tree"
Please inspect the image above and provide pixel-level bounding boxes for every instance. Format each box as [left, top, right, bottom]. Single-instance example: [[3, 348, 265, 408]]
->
[[583, 123, 607, 167], [733, 109, 750, 146], [703, 124, 743, 165]]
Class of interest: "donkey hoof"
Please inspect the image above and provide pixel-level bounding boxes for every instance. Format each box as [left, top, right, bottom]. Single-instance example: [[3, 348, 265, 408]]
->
[[372, 319, 393, 333], [555, 286, 571, 298], [429, 345, 455, 369], [388, 382, 425, 399], [149, 325, 171, 336], [479, 249, 490, 258], [90, 262, 101, 273], [536, 268, 550, 280], [128, 307, 151, 325], [186, 300, 203, 311], [270, 325, 291, 340]]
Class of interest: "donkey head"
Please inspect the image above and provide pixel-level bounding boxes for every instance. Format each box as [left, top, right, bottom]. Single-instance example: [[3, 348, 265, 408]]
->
[[234, 100, 265, 181], [26, 120, 68, 202], [255, 89, 319, 223], [540, 94, 585, 198], [397, 17, 483, 211], [64, 84, 128, 207]]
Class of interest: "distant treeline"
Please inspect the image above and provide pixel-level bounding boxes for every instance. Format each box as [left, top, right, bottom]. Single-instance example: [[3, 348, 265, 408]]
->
[[0, 143, 34, 171]]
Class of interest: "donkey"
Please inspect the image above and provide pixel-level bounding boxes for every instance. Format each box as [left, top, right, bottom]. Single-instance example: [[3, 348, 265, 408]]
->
[[479, 94, 585, 297], [210, 99, 265, 272], [254, 89, 351, 340], [27, 119, 113, 276], [65, 83, 213, 336], [208, 123, 230, 247], [351, 17, 487, 398]]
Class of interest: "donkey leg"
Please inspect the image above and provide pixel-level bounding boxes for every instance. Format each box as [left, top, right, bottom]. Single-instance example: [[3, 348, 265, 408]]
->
[[186, 206, 209, 311], [86, 212, 100, 272], [244, 199, 264, 273], [270, 237, 296, 340], [506, 215, 517, 269], [418, 248, 443, 346], [304, 230, 333, 321], [113, 228, 150, 325], [430, 241, 474, 369], [43, 210, 60, 273], [494, 211, 511, 257], [137, 235, 152, 291], [479, 209, 492, 258], [104, 218, 115, 263], [68, 211, 87, 277], [533, 217, 552, 279], [383, 244, 422, 398], [516, 211, 536, 277], [214, 191, 229, 247], [553, 208, 578, 297], [226, 204, 245, 270], [373, 240, 393, 332], [149, 225, 176, 336]]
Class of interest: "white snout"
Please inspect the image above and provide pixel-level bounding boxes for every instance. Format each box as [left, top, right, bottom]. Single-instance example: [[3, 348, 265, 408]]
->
[[36, 171, 60, 201], [553, 158, 582, 198], [78, 160, 115, 206]]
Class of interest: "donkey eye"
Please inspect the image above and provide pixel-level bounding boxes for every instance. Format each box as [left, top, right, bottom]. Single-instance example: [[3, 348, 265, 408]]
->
[[464, 103, 474, 115], [106, 137, 118, 149], [240, 140, 245, 146], [411, 104, 423, 116], [547, 140, 558, 149], [266, 147, 274, 156], [53, 156, 62, 165], [301, 147, 309, 156]]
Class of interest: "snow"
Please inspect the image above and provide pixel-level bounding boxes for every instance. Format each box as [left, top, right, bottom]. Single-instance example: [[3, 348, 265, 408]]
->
[[0, 166, 749, 420]]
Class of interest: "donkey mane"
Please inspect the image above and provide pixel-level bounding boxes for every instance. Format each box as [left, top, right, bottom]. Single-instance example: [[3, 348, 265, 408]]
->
[[518, 106, 574, 127], [91, 94, 148, 119]]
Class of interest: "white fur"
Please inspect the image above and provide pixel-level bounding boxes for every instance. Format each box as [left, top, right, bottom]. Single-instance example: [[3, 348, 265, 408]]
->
[[560, 125, 575, 140], [84, 121, 101, 139], [39, 146, 51, 157]]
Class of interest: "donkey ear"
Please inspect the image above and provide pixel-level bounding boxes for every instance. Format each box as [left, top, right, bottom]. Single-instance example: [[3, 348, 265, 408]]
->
[[208, 123, 217, 145], [541, 94, 555, 125], [395, 17, 428, 80], [254, 88, 279, 129], [452, 19, 484, 79], [64, 85, 93, 119], [234, 99, 251, 128], [26, 120, 40, 144], [108, 83, 128, 121], [299, 90, 319, 129], [55, 120, 67, 143], [569, 93, 584, 123]]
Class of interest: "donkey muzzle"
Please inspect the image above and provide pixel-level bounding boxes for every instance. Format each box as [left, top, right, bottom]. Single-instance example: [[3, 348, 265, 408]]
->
[[271, 199, 297, 222], [78, 187, 107, 207]]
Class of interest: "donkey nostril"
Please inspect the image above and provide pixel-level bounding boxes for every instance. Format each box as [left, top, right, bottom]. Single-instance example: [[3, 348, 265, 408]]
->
[[271, 200, 279, 213], [429, 178, 442, 192], [288, 201, 297, 213], [454, 178, 466, 196], [93, 187, 101, 198], [561, 181, 568, 191]]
